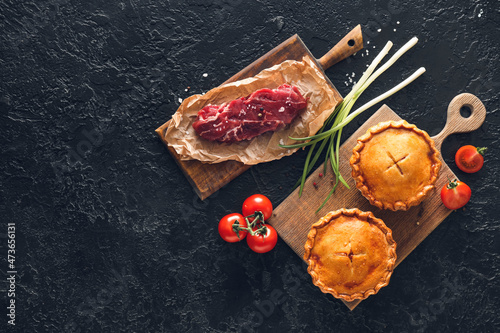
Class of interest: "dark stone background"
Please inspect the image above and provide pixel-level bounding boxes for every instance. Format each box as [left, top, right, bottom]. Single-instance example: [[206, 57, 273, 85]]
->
[[1, 0, 499, 332]]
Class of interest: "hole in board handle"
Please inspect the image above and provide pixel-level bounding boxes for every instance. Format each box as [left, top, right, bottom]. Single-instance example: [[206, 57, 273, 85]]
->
[[348, 39, 355, 47], [460, 106, 472, 118]]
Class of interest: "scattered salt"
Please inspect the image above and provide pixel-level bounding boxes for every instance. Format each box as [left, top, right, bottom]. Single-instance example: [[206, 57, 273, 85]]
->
[[202, 73, 208, 77], [394, 28, 397, 32], [367, 41, 370, 44], [478, 9, 483, 17], [377, 28, 382, 32], [178, 98, 183, 103], [397, 21, 400, 24]]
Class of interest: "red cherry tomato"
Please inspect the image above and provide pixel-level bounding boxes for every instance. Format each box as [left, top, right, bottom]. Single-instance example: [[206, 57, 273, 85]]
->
[[218, 213, 247, 243], [242, 194, 273, 222], [440, 179, 471, 210], [246, 225, 278, 253], [455, 145, 487, 173]]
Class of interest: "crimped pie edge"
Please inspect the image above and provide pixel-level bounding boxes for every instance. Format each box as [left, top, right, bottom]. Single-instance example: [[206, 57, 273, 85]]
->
[[349, 120, 442, 211], [303, 208, 397, 302]]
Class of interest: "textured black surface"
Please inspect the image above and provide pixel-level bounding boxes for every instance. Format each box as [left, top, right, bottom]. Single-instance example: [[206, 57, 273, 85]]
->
[[1, 0, 499, 332]]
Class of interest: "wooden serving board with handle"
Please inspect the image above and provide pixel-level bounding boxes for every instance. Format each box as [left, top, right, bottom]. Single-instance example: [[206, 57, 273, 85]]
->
[[267, 93, 486, 311], [156, 26, 363, 199]]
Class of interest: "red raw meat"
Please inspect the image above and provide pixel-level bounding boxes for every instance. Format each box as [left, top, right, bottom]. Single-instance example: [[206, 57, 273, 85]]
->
[[192, 84, 308, 143]]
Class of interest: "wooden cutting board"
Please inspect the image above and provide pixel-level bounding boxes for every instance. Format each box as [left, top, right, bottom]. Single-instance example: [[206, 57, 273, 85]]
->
[[155, 26, 363, 199], [268, 93, 486, 311]]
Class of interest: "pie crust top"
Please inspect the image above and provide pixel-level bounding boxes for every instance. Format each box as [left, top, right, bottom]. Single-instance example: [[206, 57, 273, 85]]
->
[[304, 208, 397, 302], [350, 120, 442, 211]]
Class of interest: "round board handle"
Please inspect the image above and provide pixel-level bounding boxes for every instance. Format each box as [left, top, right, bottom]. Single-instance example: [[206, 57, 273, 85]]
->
[[432, 93, 486, 151]]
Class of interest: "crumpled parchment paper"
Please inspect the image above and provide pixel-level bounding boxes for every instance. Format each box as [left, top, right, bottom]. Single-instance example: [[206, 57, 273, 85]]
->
[[164, 56, 341, 165]]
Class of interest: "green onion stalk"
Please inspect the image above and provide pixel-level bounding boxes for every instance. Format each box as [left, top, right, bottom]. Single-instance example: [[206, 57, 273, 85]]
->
[[280, 37, 426, 212]]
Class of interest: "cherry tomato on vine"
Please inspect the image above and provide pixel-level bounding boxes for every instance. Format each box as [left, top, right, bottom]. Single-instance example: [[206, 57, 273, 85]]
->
[[218, 213, 248, 243], [455, 145, 486, 173], [440, 179, 471, 210], [242, 194, 273, 222], [246, 225, 278, 253]]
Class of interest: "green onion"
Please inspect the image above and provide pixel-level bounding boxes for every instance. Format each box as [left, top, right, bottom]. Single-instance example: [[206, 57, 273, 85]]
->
[[281, 37, 426, 209]]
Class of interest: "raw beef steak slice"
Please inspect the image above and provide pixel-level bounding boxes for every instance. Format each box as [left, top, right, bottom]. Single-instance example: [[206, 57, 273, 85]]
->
[[192, 84, 308, 143]]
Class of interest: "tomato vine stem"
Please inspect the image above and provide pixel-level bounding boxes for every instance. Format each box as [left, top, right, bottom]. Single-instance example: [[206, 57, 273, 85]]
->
[[232, 211, 268, 237]]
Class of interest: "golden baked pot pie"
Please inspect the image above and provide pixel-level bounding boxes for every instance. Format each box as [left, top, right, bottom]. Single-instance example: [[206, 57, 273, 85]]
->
[[304, 208, 397, 301], [350, 120, 441, 211]]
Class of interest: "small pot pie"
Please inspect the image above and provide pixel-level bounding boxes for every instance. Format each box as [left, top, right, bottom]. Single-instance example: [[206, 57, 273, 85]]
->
[[350, 120, 441, 211], [304, 208, 397, 301]]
